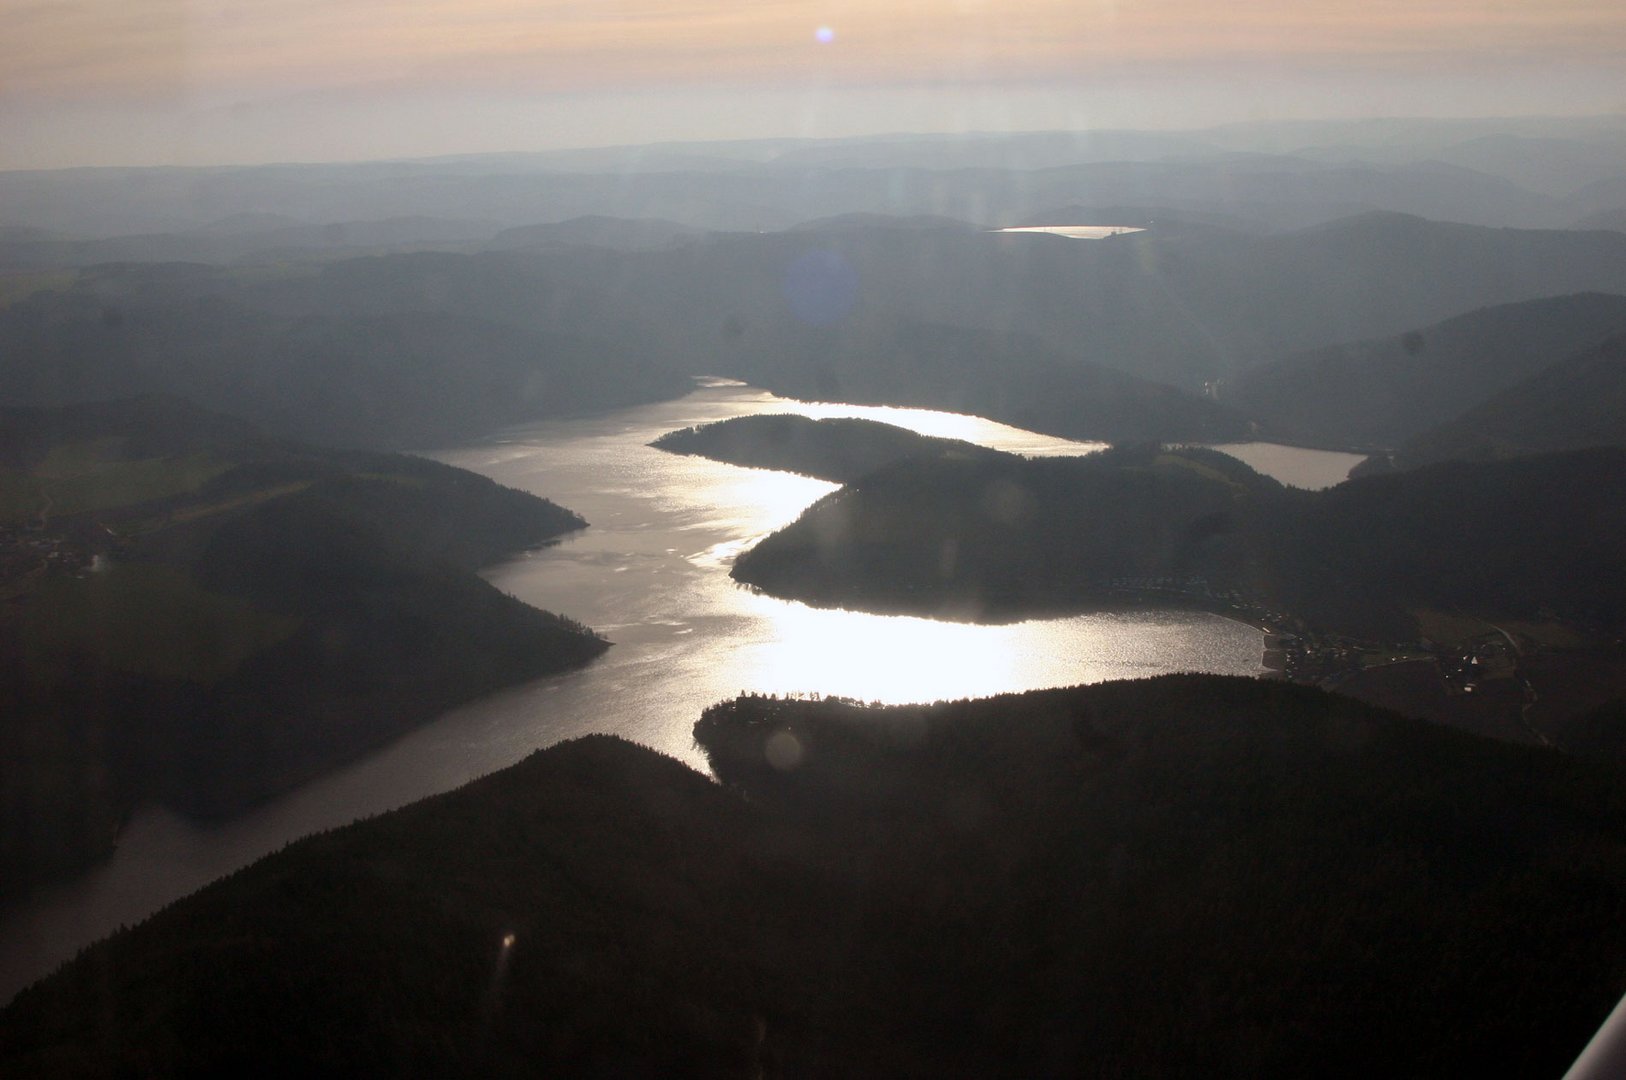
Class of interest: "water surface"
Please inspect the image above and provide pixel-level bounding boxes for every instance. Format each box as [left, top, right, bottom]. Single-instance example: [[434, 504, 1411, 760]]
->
[[997, 225, 1147, 239], [0, 380, 1263, 1001], [1207, 442, 1368, 490]]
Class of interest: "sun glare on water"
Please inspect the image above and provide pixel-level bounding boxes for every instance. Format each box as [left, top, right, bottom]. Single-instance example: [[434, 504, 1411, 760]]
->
[[783, 400, 1102, 457], [729, 593, 1251, 706]]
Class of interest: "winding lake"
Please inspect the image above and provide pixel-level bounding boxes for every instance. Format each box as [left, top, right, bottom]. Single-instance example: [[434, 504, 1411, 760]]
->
[[0, 380, 1268, 1002]]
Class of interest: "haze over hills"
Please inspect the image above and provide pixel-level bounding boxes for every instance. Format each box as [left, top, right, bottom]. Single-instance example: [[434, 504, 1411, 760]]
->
[[6, 118, 1626, 238], [1379, 333, 1626, 469], [0, 216, 504, 271], [1229, 293, 1626, 448], [483, 215, 706, 253], [302, 213, 1626, 390], [11, 209, 1626, 451], [0, 398, 606, 897]]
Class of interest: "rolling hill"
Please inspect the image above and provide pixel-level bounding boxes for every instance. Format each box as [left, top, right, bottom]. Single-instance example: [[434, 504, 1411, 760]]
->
[[1229, 293, 1626, 448], [1380, 333, 1626, 469]]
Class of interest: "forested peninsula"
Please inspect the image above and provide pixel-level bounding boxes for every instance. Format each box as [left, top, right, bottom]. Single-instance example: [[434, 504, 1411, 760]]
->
[[0, 398, 607, 898], [731, 443, 1626, 640], [651, 413, 1007, 482]]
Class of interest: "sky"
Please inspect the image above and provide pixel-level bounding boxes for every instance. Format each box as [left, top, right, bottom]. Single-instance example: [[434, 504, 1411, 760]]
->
[[3, 0, 1625, 168]]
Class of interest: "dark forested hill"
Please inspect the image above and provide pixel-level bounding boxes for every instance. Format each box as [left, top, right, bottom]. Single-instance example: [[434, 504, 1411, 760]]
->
[[0, 399, 606, 898], [5, 677, 1625, 1077], [1379, 333, 1626, 469], [651, 414, 1010, 482], [1229, 293, 1626, 448], [731, 442, 1626, 640], [733, 445, 1276, 622]]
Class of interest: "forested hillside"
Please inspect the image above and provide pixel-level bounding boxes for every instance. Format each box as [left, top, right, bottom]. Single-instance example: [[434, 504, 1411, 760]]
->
[[0, 398, 606, 897], [5, 677, 1624, 1077], [732, 443, 1626, 641]]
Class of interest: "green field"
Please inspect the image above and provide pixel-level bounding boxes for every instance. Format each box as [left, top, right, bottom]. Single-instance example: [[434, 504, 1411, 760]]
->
[[0, 443, 230, 525]]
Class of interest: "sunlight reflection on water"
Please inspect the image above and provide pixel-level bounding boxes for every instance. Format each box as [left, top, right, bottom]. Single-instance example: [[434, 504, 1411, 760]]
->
[[0, 379, 1252, 1004], [735, 595, 1258, 705], [442, 378, 1263, 769]]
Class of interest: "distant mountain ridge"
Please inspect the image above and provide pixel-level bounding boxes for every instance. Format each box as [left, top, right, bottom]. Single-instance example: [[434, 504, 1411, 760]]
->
[[6, 116, 1624, 237], [484, 215, 706, 252], [9, 213, 1626, 450]]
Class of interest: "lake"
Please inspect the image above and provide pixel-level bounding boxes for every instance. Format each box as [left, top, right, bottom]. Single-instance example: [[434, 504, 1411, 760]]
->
[[0, 379, 1272, 1002], [1205, 442, 1367, 490], [996, 225, 1147, 239]]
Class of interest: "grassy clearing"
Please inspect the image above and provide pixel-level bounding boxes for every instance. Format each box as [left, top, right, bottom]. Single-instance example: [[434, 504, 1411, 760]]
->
[[163, 481, 314, 525], [0, 447, 231, 524]]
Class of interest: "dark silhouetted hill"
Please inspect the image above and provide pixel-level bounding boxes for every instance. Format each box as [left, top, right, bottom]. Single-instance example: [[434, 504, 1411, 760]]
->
[[651, 414, 1009, 482], [732, 442, 1626, 640], [5, 677, 1626, 1076]]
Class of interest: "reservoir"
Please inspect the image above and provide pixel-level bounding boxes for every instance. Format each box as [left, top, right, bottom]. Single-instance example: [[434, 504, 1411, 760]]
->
[[996, 225, 1147, 239], [0, 379, 1266, 1002], [1205, 442, 1367, 490]]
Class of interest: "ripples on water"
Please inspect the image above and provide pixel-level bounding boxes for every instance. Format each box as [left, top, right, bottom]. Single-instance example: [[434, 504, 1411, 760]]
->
[[0, 379, 1269, 1002]]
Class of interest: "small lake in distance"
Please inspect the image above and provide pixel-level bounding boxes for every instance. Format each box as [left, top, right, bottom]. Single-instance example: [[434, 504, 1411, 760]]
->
[[996, 225, 1147, 239]]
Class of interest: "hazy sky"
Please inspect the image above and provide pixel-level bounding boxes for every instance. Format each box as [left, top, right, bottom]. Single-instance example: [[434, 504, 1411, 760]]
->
[[3, 0, 1625, 168]]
